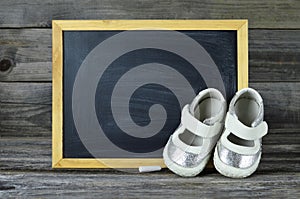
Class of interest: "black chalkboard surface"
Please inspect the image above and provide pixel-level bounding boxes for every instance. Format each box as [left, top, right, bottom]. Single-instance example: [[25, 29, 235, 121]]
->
[[52, 20, 248, 168]]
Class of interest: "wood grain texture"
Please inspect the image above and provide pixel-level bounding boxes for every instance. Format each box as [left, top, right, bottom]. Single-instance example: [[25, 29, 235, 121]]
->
[[0, 82, 51, 104], [0, 82, 299, 137], [253, 82, 300, 129], [0, 29, 51, 81], [52, 21, 63, 167], [0, 171, 299, 198], [0, 130, 299, 172], [249, 30, 300, 82], [237, 20, 248, 89], [0, 103, 51, 137], [0, 29, 299, 82], [54, 19, 248, 30], [0, 0, 299, 28], [0, 137, 51, 171]]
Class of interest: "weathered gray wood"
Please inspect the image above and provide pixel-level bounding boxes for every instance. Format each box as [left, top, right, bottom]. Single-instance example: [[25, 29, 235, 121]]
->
[[249, 30, 300, 82], [0, 171, 299, 198], [0, 137, 51, 171], [251, 82, 300, 129], [0, 82, 299, 137], [0, 132, 299, 172], [0, 82, 51, 104], [0, 0, 299, 28], [0, 103, 51, 137], [0, 29, 299, 82], [0, 29, 51, 81]]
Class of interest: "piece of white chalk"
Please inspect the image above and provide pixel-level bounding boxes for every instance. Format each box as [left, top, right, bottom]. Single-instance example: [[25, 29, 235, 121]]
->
[[138, 166, 162, 173]]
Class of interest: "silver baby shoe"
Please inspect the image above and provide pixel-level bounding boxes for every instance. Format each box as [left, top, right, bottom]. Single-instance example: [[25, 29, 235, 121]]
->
[[213, 88, 268, 178], [163, 88, 226, 177]]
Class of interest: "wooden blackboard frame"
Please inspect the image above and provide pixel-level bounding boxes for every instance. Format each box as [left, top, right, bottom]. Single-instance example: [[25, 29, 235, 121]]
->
[[52, 20, 248, 168]]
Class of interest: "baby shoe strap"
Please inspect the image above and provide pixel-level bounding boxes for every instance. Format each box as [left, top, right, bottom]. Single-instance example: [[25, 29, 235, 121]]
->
[[181, 105, 222, 138], [225, 113, 268, 141]]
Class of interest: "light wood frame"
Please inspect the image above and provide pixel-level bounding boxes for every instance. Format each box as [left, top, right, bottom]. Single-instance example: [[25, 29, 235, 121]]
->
[[52, 20, 248, 168]]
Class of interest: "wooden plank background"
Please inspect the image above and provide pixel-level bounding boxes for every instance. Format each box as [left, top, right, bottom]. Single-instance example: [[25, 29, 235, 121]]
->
[[0, 0, 299, 197]]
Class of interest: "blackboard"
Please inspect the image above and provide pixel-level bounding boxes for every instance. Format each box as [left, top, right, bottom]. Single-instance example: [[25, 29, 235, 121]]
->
[[52, 20, 248, 168]]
